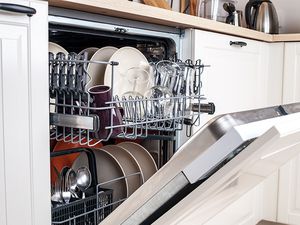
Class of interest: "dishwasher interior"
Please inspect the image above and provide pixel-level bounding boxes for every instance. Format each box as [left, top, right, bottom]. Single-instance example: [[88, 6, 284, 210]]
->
[[48, 7, 213, 225]]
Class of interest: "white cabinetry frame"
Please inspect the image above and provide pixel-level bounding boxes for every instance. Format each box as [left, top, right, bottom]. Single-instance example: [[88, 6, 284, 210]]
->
[[283, 42, 300, 104], [279, 41, 300, 225], [0, 1, 49, 225]]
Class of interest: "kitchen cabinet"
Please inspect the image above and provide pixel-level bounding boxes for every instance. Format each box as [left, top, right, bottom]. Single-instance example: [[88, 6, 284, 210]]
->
[[277, 155, 300, 224], [276, 42, 300, 225], [282, 42, 300, 104], [182, 29, 284, 128], [0, 1, 49, 225]]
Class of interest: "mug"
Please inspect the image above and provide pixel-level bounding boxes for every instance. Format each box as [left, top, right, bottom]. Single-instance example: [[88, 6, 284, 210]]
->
[[88, 85, 123, 140]]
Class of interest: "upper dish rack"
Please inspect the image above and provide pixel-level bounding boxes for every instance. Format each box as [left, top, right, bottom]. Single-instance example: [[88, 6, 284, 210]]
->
[[49, 52, 214, 146]]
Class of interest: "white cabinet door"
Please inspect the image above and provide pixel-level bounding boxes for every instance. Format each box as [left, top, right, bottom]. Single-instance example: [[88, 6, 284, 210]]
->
[[182, 29, 283, 127], [277, 42, 300, 225], [277, 154, 300, 225], [282, 42, 300, 104], [0, 21, 32, 225], [0, 1, 49, 225]]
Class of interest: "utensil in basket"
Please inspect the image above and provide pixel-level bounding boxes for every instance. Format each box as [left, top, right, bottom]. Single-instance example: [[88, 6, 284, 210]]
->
[[51, 179, 63, 204], [76, 166, 92, 199], [65, 168, 79, 199], [60, 166, 71, 204]]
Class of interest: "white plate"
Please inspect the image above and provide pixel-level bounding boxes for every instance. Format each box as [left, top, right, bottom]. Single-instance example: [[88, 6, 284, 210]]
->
[[117, 142, 157, 182], [104, 47, 149, 97], [49, 42, 68, 56], [71, 149, 128, 205], [78, 47, 99, 60], [86, 46, 118, 90], [101, 145, 144, 196]]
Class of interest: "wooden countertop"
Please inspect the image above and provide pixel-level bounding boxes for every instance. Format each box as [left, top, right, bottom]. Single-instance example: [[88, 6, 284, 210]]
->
[[49, 0, 300, 43]]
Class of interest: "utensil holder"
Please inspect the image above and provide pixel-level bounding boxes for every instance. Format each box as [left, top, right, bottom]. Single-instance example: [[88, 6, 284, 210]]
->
[[52, 187, 113, 225]]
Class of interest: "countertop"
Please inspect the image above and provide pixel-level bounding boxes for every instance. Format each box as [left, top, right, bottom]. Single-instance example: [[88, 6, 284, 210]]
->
[[49, 0, 300, 43]]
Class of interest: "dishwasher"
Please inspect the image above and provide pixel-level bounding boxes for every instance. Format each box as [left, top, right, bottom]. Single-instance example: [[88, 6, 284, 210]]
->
[[48, 6, 212, 224], [48, 7, 300, 225]]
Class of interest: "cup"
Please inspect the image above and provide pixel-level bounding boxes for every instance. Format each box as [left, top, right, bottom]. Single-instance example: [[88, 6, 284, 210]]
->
[[88, 85, 123, 140]]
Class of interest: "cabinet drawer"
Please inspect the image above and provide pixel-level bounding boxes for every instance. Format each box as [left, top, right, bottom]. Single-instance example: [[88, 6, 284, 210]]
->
[[194, 29, 261, 54], [190, 28, 283, 132]]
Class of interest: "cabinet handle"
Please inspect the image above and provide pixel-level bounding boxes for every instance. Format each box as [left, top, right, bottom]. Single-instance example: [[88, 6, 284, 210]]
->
[[229, 41, 247, 47], [0, 3, 36, 17]]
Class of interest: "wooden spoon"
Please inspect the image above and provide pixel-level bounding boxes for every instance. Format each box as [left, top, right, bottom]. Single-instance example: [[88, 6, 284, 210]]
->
[[190, 0, 197, 16], [181, 0, 186, 13]]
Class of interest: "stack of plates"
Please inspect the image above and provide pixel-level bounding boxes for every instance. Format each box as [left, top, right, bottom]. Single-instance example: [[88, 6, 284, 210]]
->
[[81, 46, 151, 95], [117, 142, 157, 181], [49, 43, 152, 95], [71, 142, 157, 204]]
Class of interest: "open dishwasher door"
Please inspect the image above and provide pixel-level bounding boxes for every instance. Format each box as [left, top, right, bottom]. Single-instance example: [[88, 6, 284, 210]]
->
[[101, 103, 300, 225]]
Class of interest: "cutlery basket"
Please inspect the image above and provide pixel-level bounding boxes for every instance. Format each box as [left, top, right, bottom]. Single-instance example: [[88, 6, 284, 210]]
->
[[51, 148, 114, 225], [52, 187, 113, 225]]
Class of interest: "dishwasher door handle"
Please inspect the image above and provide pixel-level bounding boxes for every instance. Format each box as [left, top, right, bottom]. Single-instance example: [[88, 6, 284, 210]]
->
[[0, 3, 36, 17]]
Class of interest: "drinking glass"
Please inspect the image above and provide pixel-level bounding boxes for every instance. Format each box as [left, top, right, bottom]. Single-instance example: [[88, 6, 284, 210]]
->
[[122, 67, 150, 98], [156, 60, 181, 92]]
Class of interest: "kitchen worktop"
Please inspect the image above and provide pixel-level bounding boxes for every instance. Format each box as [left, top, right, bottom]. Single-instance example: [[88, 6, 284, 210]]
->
[[49, 0, 300, 43]]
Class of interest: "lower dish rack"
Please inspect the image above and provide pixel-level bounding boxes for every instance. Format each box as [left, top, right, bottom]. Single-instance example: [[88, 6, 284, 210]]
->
[[52, 187, 113, 225], [50, 148, 135, 225], [49, 53, 214, 146]]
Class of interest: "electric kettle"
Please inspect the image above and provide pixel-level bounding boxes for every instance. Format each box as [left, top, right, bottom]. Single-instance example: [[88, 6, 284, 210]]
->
[[245, 0, 279, 34]]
